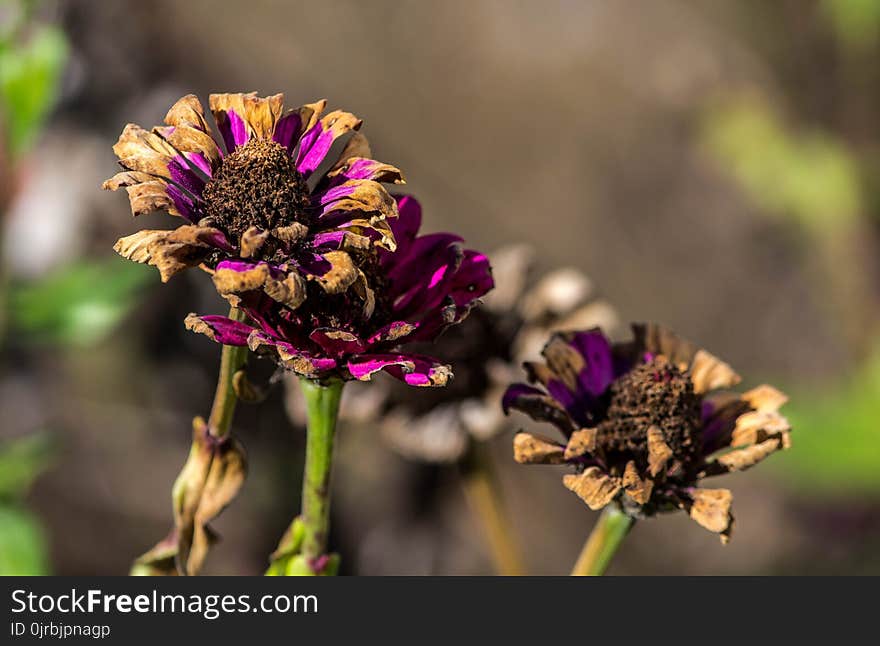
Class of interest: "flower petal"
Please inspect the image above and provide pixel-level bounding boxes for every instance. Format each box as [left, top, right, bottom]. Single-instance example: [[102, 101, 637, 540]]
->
[[647, 426, 673, 477], [562, 467, 621, 510], [513, 432, 566, 464], [184, 313, 253, 346], [622, 460, 653, 504], [502, 383, 578, 435], [347, 353, 451, 387], [564, 427, 598, 460], [212, 260, 306, 310], [295, 109, 363, 178], [686, 488, 734, 542], [327, 157, 405, 184], [113, 226, 229, 282], [309, 328, 367, 356], [209, 92, 284, 150], [273, 100, 325, 153]]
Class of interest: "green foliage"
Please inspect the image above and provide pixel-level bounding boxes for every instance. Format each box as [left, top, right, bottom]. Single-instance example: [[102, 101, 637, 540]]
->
[[702, 97, 863, 233], [821, 0, 880, 51], [0, 10, 68, 158], [0, 506, 49, 575], [0, 431, 53, 499], [9, 257, 154, 347], [0, 432, 54, 575], [776, 348, 880, 495]]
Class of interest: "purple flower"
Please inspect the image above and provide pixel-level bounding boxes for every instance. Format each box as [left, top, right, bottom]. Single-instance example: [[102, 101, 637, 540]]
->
[[186, 196, 494, 387], [503, 323, 791, 542], [105, 93, 402, 309]]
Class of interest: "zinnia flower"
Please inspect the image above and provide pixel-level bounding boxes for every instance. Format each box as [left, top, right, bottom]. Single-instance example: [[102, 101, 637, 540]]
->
[[366, 245, 619, 463], [503, 323, 791, 541], [104, 92, 401, 309], [186, 195, 494, 387]]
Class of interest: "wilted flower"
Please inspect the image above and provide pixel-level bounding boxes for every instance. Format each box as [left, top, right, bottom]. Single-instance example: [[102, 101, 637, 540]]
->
[[186, 196, 493, 387], [503, 323, 791, 541], [371, 245, 618, 463], [104, 92, 401, 309]]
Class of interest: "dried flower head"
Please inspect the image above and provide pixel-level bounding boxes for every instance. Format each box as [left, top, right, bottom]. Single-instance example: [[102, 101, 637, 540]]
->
[[503, 323, 791, 541], [370, 245, 618, 463], [187, 196, 493, 387], [104, 92, 402, 309]]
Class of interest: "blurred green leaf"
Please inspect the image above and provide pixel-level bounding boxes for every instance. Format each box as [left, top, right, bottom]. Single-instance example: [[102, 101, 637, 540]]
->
[[0, 504, 49, 575], [0, 20, 67, 157], [9, 256, 154, 347], [821, 0, 880, 50], [702, 96, 863, 233], [776, 348, 880, 495], [0, 431, 53, 500]]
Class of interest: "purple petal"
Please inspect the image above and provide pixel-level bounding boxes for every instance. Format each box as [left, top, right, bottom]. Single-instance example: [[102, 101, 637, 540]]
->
[[188, 314, 254, 346], [215, 109, 250, 153], [567, 329, 614, 397], [272, 110, 304, 153], [309, 328, 367, 356]]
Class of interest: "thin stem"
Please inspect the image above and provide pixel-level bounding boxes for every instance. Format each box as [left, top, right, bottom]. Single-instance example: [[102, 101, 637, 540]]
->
[[460, 442, 526, 576], [298, 377, 344, 569], [570, 504, 634, 576], [207, 307, 248, 437]]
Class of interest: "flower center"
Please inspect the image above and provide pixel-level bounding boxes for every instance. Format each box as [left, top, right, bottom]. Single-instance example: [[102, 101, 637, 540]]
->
[[596, 356, 701, 470], [202, 139, 310, 243]]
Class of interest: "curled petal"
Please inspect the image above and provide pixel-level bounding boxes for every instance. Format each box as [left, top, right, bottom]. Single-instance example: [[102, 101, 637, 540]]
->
[[303, 250, 359, 294], [347, 354, 451, 387], [164, 94, 212, 133], [686, 488, 734, 542], [112, 123, 179, 178], [113, 226, 228, 282], [502, 383, 578, 435], [622, 460, 653, 505], [647, 426, 673, 477], [690, 349, 741, 394], [184, 313, 253, 346], [296, 110, 363, 178], [562, 467, 621, 510], [239, 226, 270, 258], [212, 261, 306, 310], [156, 125, 222, 174], [513, 432, 566, 464], [327, 157, 405, 184], [273, 100, 325, 153], [309, 329, 367, 356], [247, 331, 337, 377], [209, 92, 283, 150], [702, 436, 790, 477], [564, 427, 598, 460], [730, 409, 791, 448], [103, 171, 184, 218], [543, 330, 614, 398]]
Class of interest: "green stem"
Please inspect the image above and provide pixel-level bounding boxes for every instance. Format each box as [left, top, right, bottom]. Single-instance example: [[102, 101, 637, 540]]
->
[[570, 504, 634, 576], [298, 377, 344, 571], [460, 443, 526, 575], [206, 307, 248, 437]]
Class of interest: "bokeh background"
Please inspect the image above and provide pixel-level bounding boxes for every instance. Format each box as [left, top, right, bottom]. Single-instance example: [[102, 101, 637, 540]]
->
[[1, 0, 879, 575]]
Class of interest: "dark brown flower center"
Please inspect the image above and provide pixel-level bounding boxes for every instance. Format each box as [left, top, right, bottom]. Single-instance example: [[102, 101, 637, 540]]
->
[[596, 356, 701, 470], [203, 139, 310, 243]]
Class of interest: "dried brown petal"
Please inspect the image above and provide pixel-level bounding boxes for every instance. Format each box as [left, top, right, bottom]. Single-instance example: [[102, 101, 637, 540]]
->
[[647, 425, 673, 477], [730, 410, 791, 447], [113, 226, 221, 282], [239, 226, 270, 258], [688, 488, 734, 541], [164, 94, 211, 132], [706, 436, 788, 475], [513, 432, 566, 464], [690, 349, 741, 394], [209, 92, 284, 141], [212, 263, 307, 310], [564, 427, 598, 460], [562, 467, 621, 510], [171, 417, 247, 575], [309, 250, 358, 294], [273, 222, 309, 243], [622, 460, 653, 504], [741, 384, 788, 412]]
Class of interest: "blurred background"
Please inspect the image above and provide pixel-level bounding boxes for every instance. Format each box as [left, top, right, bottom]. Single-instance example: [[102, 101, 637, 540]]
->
[[1, 0, 878, 575]]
